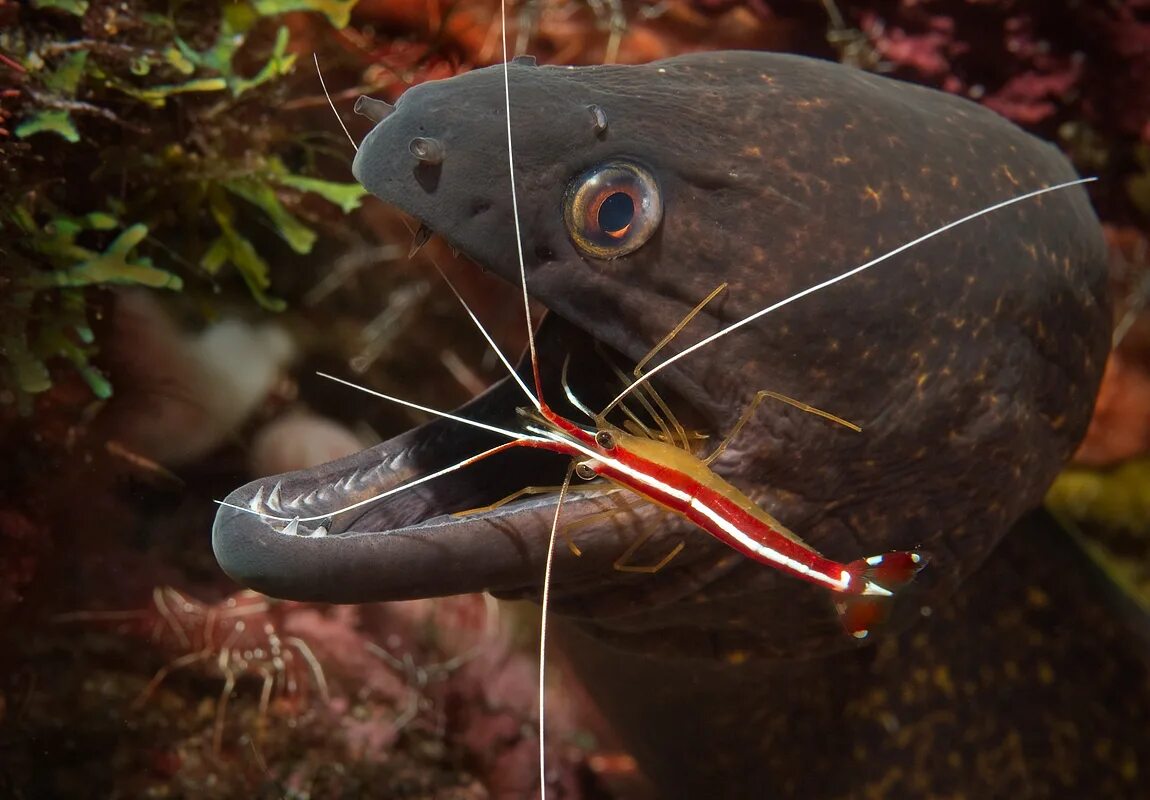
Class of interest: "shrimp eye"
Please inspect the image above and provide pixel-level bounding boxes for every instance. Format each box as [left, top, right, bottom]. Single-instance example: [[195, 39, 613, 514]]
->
[[564, 161, 662, 259], [594, 430, 616, 450], [575, 462, 597, 481]]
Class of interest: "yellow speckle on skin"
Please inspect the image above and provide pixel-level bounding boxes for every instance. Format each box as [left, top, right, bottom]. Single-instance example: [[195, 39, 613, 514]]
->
[[833, 155, 851, 165], [933, 665, 955, 696], [1037, 661, 1055, 685], [724, 649, 750, 665], [742, 145, 762, 158], [1121, 754, 1138, 781], [863, 185, 882, 209], [916, 373, 929, 388], [1026, 586, 1050, 608], [947, 751, 962, 768]]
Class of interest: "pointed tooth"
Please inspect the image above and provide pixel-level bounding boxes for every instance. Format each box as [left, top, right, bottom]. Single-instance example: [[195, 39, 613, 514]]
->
[[309, 526, 328, 538], [408, 223, 433, 258], [248, 485, 266, 512], [267, 480, 284, 512], [282, 517, 300, 536]]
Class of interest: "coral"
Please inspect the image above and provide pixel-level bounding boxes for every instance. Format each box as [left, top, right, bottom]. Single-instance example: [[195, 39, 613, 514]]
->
[[27, 590, 596, 798]]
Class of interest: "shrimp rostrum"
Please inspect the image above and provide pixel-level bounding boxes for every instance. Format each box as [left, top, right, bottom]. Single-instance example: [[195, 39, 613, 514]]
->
[[213, 52, 1109, 660]]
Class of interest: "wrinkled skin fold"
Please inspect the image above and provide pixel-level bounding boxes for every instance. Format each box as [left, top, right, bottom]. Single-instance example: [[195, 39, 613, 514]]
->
[[213, 52, 1124, 796]]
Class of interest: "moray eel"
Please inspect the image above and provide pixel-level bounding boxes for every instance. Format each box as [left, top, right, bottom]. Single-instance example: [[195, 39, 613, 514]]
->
[[213, 53, 1138, 795]]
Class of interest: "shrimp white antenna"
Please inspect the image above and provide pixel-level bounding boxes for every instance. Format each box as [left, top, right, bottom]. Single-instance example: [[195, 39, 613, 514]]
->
[[428, 258, 538, 406], [314, 53, 357, 153], [216, 439, 528, 524], [605, 176, 1098, 413], [499, 4, 555, 796], [316, 371, 530, 440], [214, 374, 550, 524], [500, 0, 543, 409], [538, 464, 573, 800]]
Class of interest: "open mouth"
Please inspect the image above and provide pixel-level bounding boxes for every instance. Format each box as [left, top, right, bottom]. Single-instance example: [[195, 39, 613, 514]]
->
[[211, 296, 704, 605]]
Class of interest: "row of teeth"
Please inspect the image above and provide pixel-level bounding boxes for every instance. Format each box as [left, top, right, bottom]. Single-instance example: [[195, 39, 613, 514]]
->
[[238, 433, 419, 539], [243, 481, 334, 538], [244, 459, 397, 517], [276, 518, 328, 538]]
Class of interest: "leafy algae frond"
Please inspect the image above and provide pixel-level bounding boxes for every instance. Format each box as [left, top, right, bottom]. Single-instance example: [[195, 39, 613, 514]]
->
[[1, 0, 368, 410]]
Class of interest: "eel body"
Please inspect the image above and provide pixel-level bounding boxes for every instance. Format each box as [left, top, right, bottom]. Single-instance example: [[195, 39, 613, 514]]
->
[[211, 53, 1137, 796]]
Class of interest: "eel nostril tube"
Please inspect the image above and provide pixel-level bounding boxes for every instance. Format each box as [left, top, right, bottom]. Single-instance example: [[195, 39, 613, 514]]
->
[[354, 95, 395, 123]]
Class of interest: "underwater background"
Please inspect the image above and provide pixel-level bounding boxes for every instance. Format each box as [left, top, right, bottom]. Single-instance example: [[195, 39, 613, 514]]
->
[[2, 0, 1149, 797]]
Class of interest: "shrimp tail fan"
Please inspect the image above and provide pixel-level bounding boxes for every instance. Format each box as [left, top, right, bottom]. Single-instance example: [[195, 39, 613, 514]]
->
[[834, 551, 928, 639]]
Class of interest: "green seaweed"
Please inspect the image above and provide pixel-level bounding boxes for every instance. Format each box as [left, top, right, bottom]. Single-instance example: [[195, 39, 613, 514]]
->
[[276, 174, 369, 214], [224, 178, 318, 255], [1048, 459, 1150, 610], [14, 109, 80, 143], [30, 0, 89, 16], [203, 189, 287, 312], [252, 0, 359, 28], [2, 0, 368, 407], [26, 224, 184, 291]]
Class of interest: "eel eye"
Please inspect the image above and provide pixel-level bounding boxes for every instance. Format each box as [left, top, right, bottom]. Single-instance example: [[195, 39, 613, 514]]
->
[[594, 430, 616, 450], [575, 462, 597, 481], [564, 161, 662, 259]]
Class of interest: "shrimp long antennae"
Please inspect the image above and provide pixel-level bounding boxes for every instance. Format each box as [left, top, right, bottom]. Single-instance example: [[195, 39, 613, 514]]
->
[[538, 463, 574, 800], [498, 5, 557, 797], [215, 439, 530, 524], [314, 53, 357, 153], [398, 214, 539, 406], [213, 375, 550, 524], [603, 176, 1098, 414], [312, 49, 536, 405], [429, 261, 539, 404], [315, 371, 531, 441], [500, 0, 542, 410]]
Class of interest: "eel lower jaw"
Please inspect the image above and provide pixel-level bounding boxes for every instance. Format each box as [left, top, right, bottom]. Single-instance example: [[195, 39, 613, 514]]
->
[[212, 314, 704, 605]]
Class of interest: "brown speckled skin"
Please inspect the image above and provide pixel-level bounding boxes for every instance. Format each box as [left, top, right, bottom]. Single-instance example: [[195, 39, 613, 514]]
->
[[561, 511, 1150, 798], [213, 52, 1124, 795]]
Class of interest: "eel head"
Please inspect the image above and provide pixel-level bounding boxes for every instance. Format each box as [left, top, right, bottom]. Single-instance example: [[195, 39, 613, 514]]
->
[[214, 53, 1109, 659]]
